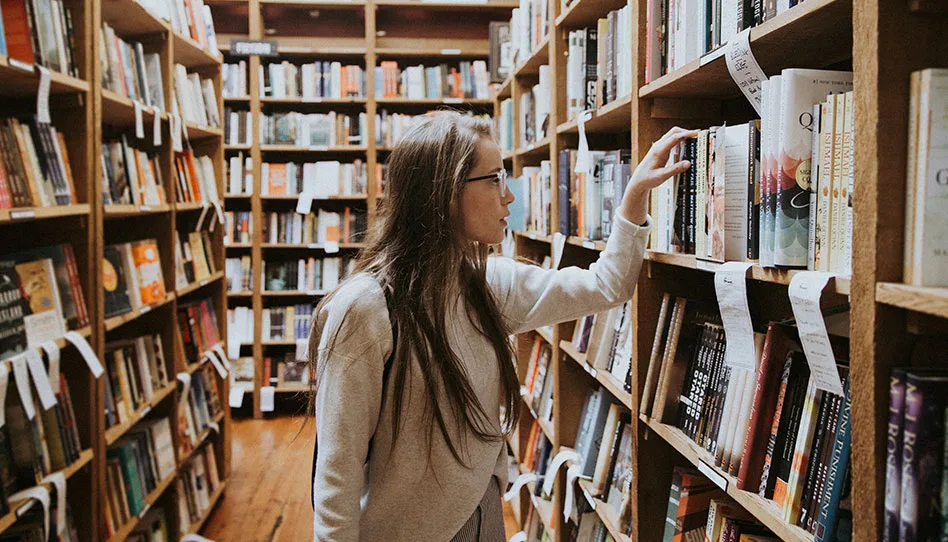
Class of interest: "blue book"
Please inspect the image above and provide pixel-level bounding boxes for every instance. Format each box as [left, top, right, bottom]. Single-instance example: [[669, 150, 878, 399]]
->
[[0, 7, 6, 56], [815, 376, 852, 542]]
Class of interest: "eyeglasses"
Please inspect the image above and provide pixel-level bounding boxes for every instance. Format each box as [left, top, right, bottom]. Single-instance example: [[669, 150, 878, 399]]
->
[[465, 169, 508, 196]]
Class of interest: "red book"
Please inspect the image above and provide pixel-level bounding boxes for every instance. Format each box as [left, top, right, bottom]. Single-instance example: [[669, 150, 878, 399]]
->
[[62, 244, 89, 327], [1, 0, 36, 64], [0, 154, 12, 208]]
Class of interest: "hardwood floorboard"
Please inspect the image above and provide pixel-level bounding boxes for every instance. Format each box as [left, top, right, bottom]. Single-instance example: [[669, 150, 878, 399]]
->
[[203, 416, 521, 541]]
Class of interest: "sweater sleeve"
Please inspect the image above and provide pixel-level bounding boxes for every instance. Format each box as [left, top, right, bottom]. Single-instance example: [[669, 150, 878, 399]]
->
[[488, 215, 651, 334], [312, 282, 393, 542]]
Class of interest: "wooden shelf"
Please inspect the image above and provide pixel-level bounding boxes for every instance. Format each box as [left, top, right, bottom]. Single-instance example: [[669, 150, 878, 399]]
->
[[495, 76, 513, 100], [555, 0, 629, 29], [103, 203, 172, 217], [185, 122, 224, 140], [516, 136, 551, 160], [260, 45, 368, 56], [101, 0, 170, 36], [225, 144, 252, 151], [559, 341, 632, 409], [227, 291, 254, 298], [185, 482, 227, 535], [274, 385, 309, 393], [101, 89, 165, 127], [260, 194, 368, 201], [225, 193, 253, 200], [556, 94, 632, 135], [259, 144, 368, 153], [104, 294, 174, 332], [260, 242, 366, 249], [261, 290, 329, 297], [172, 31, 223, 68], [261, 340, 299, 346], [174, 202, 206, 212], [567, 236, 607, 251], [260, 97, 367, 105], [513, 35, 550, 78], [639, 0, 851, 99], [645, 251, 852, 295], [641, 418, 813, 542], [226, 243, 253, 249], [0, 56, 89, 96], [0, 204, 90, 224], [514, 230, 553, 244], [375, 97, 493, 105], [376, 46, 490, 58], [224, 96, 251, 103], [0, 448, 95, 534], [376, 0, 517, 8], [104, 383, 177, 446], [105, 471, 177, 542], [176, 271, 226, 297], [876, 282, 948, 320], [576, 479, 631, 542], [259, 0, 366, 6]]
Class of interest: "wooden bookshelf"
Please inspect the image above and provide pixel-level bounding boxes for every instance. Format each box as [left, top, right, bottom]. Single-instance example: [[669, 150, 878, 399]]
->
[[576, 479, 631, 542], [105, 472, 177, 542], [0, 204, 91, 223], [104, 384, 178, 446]]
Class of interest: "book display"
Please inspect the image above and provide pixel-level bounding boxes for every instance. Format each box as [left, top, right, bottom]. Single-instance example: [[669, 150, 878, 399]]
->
[[0, 0, 230, 537], [494, 0, 944, 540]]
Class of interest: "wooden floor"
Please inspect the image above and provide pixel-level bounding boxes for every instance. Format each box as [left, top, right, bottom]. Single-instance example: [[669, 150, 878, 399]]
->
[[202, 416, 520, 541]]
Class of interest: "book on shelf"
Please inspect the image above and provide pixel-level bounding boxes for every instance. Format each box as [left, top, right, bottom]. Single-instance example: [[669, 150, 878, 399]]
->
[[227, 307, 253, 346], [174, 229, 216, 288], [661, 467, 727, 541], [518, 64, 550, 148], [376, 60, 489, 100], [488, 21, 512, 83], [522, 503, 552, 542], [0, 116, 77, 209], [224, 108, 252, 147], [102, 239, 167, 318], [261, 304, 313, 343], [523, 336, 554, 424], [260, 160, 367, 198], [570, 301, 634, 392], [224, 256, 251, 294], [102, 135, 166, 206], [223, 61, 248, 99], [226, 152, 253, 195], [176, 443, 221, 534], [261, 112, 366, 148], [497, 98, 514, 153], [261, 354, 309, 388], [100, 23, 165, 110], [176, 296, 222, 364], [904, 68, 948, 287], [173, 148, 220, 205], [567, 11, 635, 121], [6, 494, 79, 540], [262, 208, 366, 245], [103, 334, 171, 430], [138, 0, 219, 54], [224, 210, 252, 246], [569, 510, 613, 541], [508, 0, 548, 70], [129, 506, 171, 542], [0, 0, 80, 76], [231, 357, 254, 393], [262, 60, 365, 100], [522, 418, 554, 499], [177, 365, 223, 457], [173, 64, 221, 129], [521, 161, 552, 235], [262, 256, 353, 293], [557, 149, 632, 242]]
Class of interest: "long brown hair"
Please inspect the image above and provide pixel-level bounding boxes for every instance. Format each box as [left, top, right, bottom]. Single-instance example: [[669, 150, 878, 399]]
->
[[309, 111, 521, 466]]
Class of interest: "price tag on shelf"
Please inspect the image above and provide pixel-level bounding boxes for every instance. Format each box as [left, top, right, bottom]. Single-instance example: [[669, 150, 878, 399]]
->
[[153, 106, 162, 145], [36, 66, 51, 124], [574, 110, 593, 175], [140, 405, 151, 417], [302, 96, 323, 103], [11, 355, 35, 420], [714, 261, 757, 370], [788, 272, 844, 395], [297, 192, 314, 214], [139, 205, 152, 212], [503, 472, 538, 502], [40, 472, 66, 536], [39, 341, 60, 395], [519, 385, 528, 397], [309, 145, 329, 151], [442, 97, 463, 104], [139, 305, 152, 315], [724, 28, 766, 115], [208, 421, 220, 433], [134, 101, 145, 139], [0, 365, 8, 428], [324, 241, 339, 254], [582, 486, 596, 509], [181, 535, 215, 542], [260, 386, 276, 412], [698, 459, 729, 492], [581, 240, 595, 249], [440, 49, 462, 55], [25, 349, 56, 410], [9, 210, 36, 220], [552, 232, 566, 269], [10, 486, 49, 540], [8, 58, 33, 72], [229, 387, 245, 408], [212, 344, 232, 370]]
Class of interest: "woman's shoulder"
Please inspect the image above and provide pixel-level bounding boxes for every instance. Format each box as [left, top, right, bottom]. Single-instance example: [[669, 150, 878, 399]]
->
[[316, 273, 393, 357]]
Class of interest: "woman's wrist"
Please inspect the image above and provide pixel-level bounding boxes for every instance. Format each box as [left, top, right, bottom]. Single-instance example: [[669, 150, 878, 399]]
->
[[619, 182, 650, 226]]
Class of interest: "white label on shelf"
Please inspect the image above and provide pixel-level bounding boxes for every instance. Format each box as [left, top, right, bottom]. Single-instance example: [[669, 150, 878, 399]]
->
[[36, 66, 51, 124], [543, 450, 580, 496], [208, 421, 220, 433], [200, 279, 208, 287], [574, 110, 594, 175], [211, 345, 232, 371], [140, 405, 152, 417], [9, 210, 36, 219], [695, 258, 722, 272], [153, 107, 162, 145], [140, 305, 152, 315], [306, 290, 320, 296], [11, 355, 35, 420], [296, 192, 314, 214], [324, 241, 340, 254], [260, 386, 276, 412], [552, 232, 566, 269], [177, 372, 192, 408], [26, 349, 56, 410], [440, 49, 462, 55], [138, 503, 151, 518], [584, 363, 597, 378], [181, 535, 215, 542], [789, 272, 844, 395], [228, 338, 241, 361], [308, 243, 320, 249], [508, 532, 527, 542], [39, 341, 60, 395], [211, 200, 225, 229], [205, 351, 228, 379], [64, 331, 103, 378], [528, 232, 537, 240], [40, 472, 66, 535], [714, 261, 757, 370], [134, 101, 145, 138], [139, 205, 152, 212], [171, 115, 183, 152], [423, 0, 487, 3], [519, 385, 528, 397], [296, 338, 309, 361], [228, 387, 245, 408], [504, 473, 538, 501], [724, 29, 766, 115], [0, 365, 8, 428], [582, 486, 596, 510], [10, 486, 49, 539], [698, 459, 728, 492], [700, 46, 727, 66], [309, 145, 329, 151], [442, 97, 463, 104], [9, 58, 34, 72], [582, 240, 595, 249], [270, 377, 279, 383], [563, 463, 583, 523]]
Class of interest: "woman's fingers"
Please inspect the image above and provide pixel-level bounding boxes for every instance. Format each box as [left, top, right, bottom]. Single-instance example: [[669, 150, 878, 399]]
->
[[649, 128, 700, 163], [646, 160, 692, 186]]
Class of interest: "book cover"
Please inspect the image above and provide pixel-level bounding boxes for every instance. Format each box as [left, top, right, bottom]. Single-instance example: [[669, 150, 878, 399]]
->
[[900, 371, 948, 541], [814, 377, 852, 542], [0, 260, 28, 360], [14, 258, 65, 345], [103, 245, 133, 318]]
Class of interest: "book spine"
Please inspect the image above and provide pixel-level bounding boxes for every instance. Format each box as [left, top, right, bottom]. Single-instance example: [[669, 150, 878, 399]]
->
[[814, 379, 852, 542], [883, 369, 907, 542], [900, 376, 924, 542], [807, 103, 821, 270], [746, 121, 760, 261]]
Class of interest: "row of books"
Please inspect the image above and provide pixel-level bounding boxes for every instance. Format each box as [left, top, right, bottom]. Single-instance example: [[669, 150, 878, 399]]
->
[[225, 152, 253, 195], [227, 307, 252, 346], [507, 0, 549, 73], [139, 0, 219, 54], [263, 257, 351, 293], [173, 64, 221, 129], [173, 229, 217, 289], [557, 149, 633, 241], [100, 23, 165, 109], [521, 162, 551, 234], [264, 209, 366, 246], [523, 336, 554, 424], [0, 0, 80, 76], [260, 160, 367, 197], [376, 61, 490, 100], [570, 388, 633, 536], [570, 511, 617, 542], [565, 7, 633, 120], [0, 243, 88, 360], [518, 65, 551, 148], [376, 111, 425, 149], [261, 304, 312, 343], [224, 211, 252, 245], [262, 61, 365, 100], [260, 353, 308, 388], [176, 443, 222, 535], [0, 116, 77, 208], [649, 70, 855, 273], [261, 112, 366, 147], [128, 504, 170, 541], [103, 334, 172, 430], [225, 257, 251, 294], [105, 417, 177, 536], [1, 360, 83, 515], [640, 295, 852, 539], [102, 136, 165, 206], [178, 364, 223, 458], [488, 22, 513, 84], [497, 99, 515, 153], [174, 149, 221, 205], [176, 296, 223, 365], [102, 240, 167, 319], [570, 300, 633, 392], [223, 61, 248, 98], [231, 357, 254, 393], [224, 108, 252, 146]]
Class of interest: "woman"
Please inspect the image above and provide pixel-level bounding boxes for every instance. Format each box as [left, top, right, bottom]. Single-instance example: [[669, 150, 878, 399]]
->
[[309, 111, 696, 541]]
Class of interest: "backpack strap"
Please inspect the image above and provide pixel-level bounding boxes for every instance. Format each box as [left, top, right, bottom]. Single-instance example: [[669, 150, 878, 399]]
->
[[311, 285, 398, 510]]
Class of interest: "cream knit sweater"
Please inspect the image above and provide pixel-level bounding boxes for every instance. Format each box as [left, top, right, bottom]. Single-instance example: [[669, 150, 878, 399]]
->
[[312, 215, 650, 541]]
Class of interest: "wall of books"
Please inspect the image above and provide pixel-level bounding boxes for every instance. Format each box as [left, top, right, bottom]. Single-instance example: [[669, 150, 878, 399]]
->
[[0, 0, 229, 538], [212, 0, 513, 418], [493, 0, 948, 540]]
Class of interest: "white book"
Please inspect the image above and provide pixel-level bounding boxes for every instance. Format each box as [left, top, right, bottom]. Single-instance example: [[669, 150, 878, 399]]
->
[[814, 99, 836, 272], [760, 75, 782, 267], [322, 258, 340, 290], [829, 93, 848, 273], [202, 79, 220, 127], [723, 123, 751, 261]]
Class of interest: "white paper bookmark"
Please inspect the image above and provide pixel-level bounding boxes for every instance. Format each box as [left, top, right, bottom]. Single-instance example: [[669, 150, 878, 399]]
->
[[260, 386, 275, 412], [228, 387, 245, 408], [64, 332, 104, 378], [177, 372, 192, 407], [134, 102, 145, 139], [11, 355, 35, 419], [25, 350, 56, 410], [542, 449, 581, 496], [152, 106, 162, 146], [227, 338, 241, 361], [211, 344, 232, 371], [503, 472, 538, 502], [508, 532, 527, 542], [39, 341, 60, 395], [0, 365, 9, 428], [788, 272, 844, 395], [324, 241, 339, 254], [724, 29, 766, 115], [211, 200, 225, 226], [40, 472, 66, 535], [563, 463, 583, 522], [171, 115, 183, 152], [295, 338, 309, 362], [296, 192, 314, 214], [574, 110, 593, 175], [552, 232, 567, 269], [204, 351, 227, 379], [36, 66, 51, 124], [10, 486, 50, 539], [714, 261, 757, 370]]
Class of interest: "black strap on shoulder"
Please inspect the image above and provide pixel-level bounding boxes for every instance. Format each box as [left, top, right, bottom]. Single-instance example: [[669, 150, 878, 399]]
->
[[311, 285, 397, 510]]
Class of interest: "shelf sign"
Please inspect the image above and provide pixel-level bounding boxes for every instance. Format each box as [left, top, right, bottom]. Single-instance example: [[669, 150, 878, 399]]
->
[[230, 39, 279, 58], [698, 459, 728, 492]]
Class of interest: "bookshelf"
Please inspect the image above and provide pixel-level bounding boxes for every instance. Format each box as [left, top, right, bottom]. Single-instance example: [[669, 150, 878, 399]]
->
[[495, 0, 945, 540], [215, 0, 511, 418], [0, 0, 229, 538]]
